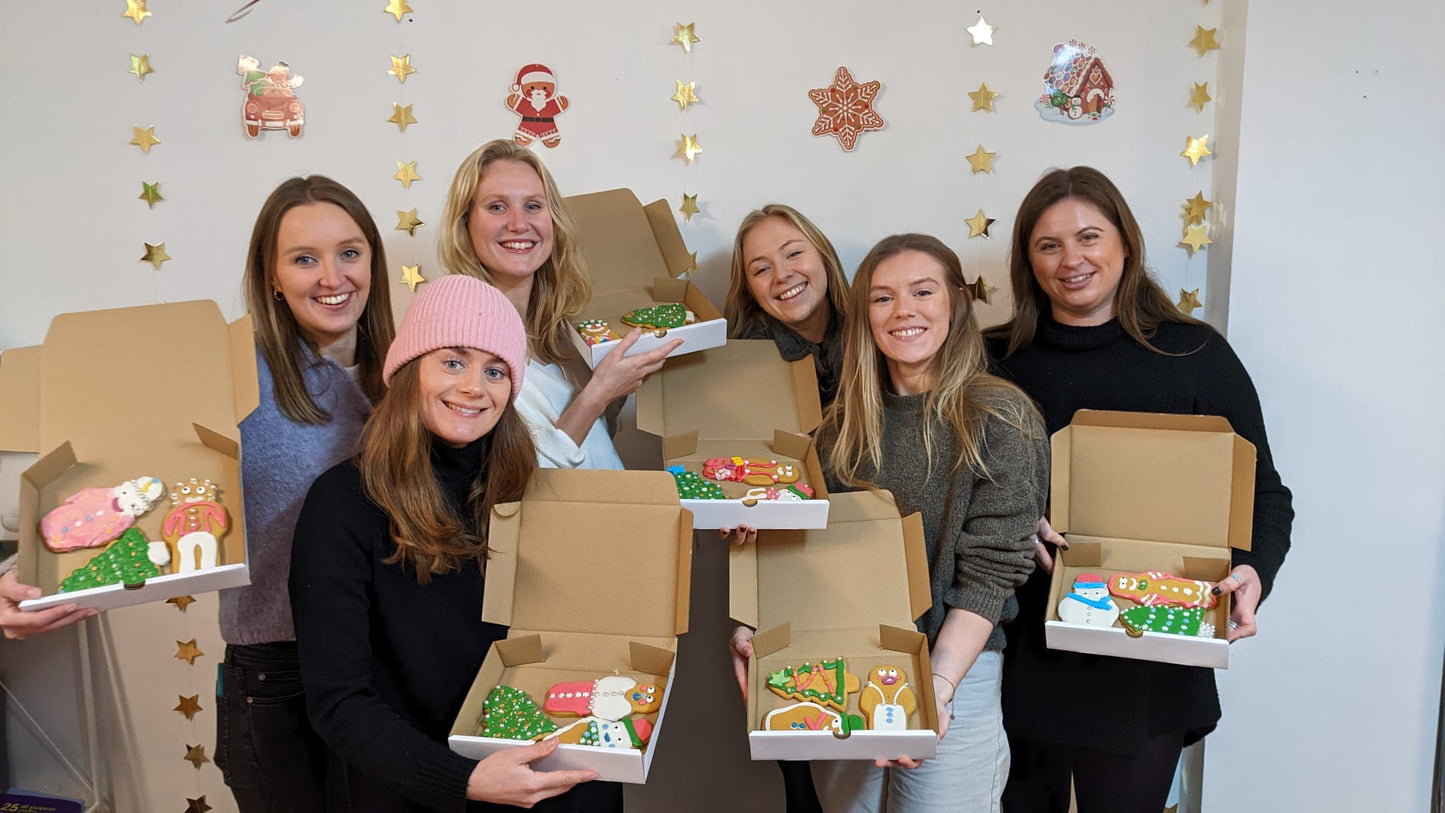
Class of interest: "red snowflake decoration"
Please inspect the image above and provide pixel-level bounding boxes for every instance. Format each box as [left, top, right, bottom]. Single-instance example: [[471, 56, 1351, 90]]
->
[[808, 67, 884, 152]]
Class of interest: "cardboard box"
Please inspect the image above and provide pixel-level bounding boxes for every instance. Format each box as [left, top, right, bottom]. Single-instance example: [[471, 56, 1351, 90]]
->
[[448, 469, 692, 783], [730, 490, 939, 760], [636, 340, 830, 529], [1044, 410, 1256, 669], [564, 188, 726, 367], [0, 301, 258, 611]]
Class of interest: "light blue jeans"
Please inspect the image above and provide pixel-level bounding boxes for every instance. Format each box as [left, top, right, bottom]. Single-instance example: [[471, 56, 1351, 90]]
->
[[811, 650, 1008, 813]]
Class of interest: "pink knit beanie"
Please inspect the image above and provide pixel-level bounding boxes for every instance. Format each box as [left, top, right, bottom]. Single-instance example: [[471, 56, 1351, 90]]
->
[[383, 275, 527, 400]]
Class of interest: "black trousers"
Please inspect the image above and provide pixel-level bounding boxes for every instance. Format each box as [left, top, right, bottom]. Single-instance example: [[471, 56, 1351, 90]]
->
[[1001, 731, 1185, 813]]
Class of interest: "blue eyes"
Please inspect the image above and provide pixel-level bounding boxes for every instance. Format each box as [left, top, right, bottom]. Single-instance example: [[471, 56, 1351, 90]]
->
[[484, 367, 507, 380]]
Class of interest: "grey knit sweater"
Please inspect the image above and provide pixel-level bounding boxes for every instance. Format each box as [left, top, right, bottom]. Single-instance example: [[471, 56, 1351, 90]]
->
[[824, 388, 1049, 651]]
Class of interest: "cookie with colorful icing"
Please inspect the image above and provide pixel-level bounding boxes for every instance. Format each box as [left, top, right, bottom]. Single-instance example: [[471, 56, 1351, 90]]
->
[[480, 685, 558, 740], [1118, 606, 1216, 638], [619, 303, 689, 332], [1057, 573, 1121, 627], [740, 483, 814, 507], [550, 716, 654, 749], [544, 676, 663, 721], [59, 528, 163, 592], [702, 457, 802, 487], [41, 475, 166, 553], [764, 701, 865, 734], [666, 466, 727, 500], [766, 657, 859, 712], [857, 664, 916, 731], [1108, 570, 1216, 609], [575, 319, 619, 346], [160, 477, 229, 574]]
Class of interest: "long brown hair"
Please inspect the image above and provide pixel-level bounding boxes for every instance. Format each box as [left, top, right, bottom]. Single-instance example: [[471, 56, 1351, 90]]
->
[[357, 362, 537, 583], [437, 140, 589, 365], [822, 234, 1040, 486], [725, 204, 850, 338], [988, 166, 1202, 356], [242, 176, 395, 423]]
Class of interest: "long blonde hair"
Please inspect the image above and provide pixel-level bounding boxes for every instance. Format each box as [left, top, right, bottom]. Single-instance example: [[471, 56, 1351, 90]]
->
[[724, 204, 850, 338], [437, 140, 589, 365], [822, 234, 1040, 486]]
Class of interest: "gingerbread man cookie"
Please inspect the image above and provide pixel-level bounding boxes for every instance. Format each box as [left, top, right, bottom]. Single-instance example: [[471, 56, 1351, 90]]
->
[[702, 457, 802, 487], [766, 657, 859, 712], [160, 477, 229, 574], [857, 664, 917, 731], [550, 716, 653, 749], [41, 475, 166, 553], [575, 319, 619, 346], [544, 676, 662, 721], [1057, 573, 1121, 627], [1108, 570, 1216, 609]]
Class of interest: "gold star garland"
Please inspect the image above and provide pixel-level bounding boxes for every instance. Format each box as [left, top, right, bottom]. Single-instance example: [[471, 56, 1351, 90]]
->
[[386, 25, 425, 295], [1177, 8, 1222, 316], [126, 6, 167, 273], [169, 596, 213, 808], [672, 21, 703, 244], [962, 13, 1000, 302]]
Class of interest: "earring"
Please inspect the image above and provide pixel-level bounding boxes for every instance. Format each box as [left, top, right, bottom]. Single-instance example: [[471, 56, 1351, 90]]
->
[[272, 288, 284, 301]]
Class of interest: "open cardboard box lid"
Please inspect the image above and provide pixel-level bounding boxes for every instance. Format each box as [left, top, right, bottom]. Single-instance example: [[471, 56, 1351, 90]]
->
[[729, 490, 939, 760], [636, 340, 830, 529], [0, 300, 258, 611], [1045, 409, 1256, 668], [448, 469, 692, 783], [563, 188, 725, 367]]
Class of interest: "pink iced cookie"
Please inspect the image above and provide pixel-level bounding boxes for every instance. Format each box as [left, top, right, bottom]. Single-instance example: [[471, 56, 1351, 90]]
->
[[41, 476, 166, 553], [544, 676, 663, 721]]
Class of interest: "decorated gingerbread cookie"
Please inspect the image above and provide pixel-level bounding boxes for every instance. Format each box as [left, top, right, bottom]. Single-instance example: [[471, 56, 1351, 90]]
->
[[41, 475, 166, 553], [1108, 570, 1216, 609], [740, 484, 814, 507], [766, 657, 859, 712], [480, 685, 557, 740], [159, 477, 229, 574], [857, 664, 916, 731], [764, 701, 863, 734], [666, 466, 727, 500], [1057, 573, 1121, 627], [702, 457, 802, 487], [575, 319, 619, 346], [544, 676, 662, 721], [619, 303, 689, 332], [550, 716, 653, 749], [1118, 606, 1215, 638], [59, 528, 163, 592]]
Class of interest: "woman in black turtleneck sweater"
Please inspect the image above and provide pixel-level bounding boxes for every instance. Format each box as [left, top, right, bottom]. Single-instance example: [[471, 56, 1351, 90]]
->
[[986, 167, 1293, 813]]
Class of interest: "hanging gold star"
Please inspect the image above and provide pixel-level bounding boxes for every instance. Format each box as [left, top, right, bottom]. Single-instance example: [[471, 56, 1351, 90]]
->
[[388, 54, 416, 84], [395, 209, 423, 235], [129, 126, 160, 154], [174, 694, 203, 721], [672, 81, 699, 112], [185, 796, 212, 813], [128, 54, 153, 81], [968, 82, 999, 112], [1189, 26, 1221, 57], [678, 133, 702, 164], [122, 0, 151, 26], [678, 194, 699, 222], [1189, 82, 1212, 112], [174, 639, 203, 665], [1181, 135, 1211, 166], [671, 22, 701, 52], [139, 181, 163, 208], [684, 251, 699, 273], [393, 161, 420, 189], [966, 276, 997, 304], [183, 744, 210, 770], [165, 594, 194, 612], [1183, 191, 1213, 225], [1176, 288, 1203, 314], [384, 0, 412, 22], [387, 103, 417, 132], [966, 16, 995, 46], [966, 144, 996, 174], [141, 243, 171, 269], [400, 265, 426, 292], [1180, 224, 1212, 255], [965, 209, 996, 239]]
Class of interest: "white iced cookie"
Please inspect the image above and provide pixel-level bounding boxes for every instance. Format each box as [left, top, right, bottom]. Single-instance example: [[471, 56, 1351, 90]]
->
[[1058, 573, 1120, 627]]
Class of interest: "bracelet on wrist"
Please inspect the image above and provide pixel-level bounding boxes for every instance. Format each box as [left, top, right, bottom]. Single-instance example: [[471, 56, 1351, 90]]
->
[[931, 672, 958, 719]]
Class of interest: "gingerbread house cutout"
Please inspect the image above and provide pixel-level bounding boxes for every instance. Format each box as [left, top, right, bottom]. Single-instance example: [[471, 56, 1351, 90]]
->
[[1036, 40, 1117, 125]]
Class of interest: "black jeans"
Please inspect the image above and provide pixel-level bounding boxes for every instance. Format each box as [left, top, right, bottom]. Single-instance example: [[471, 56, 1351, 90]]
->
[[1002, 730, 1186, 813], [216, 641, 329, 812]]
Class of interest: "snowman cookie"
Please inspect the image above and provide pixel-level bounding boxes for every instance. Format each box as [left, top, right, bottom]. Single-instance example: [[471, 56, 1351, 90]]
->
[[1057, 573, 1121, 627]]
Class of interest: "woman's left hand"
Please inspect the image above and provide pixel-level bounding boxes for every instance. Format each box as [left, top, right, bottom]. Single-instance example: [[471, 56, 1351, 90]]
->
[[869, 674, 952, 769], [1212, 564, 1261, 642], [718, 524, 757, 547]]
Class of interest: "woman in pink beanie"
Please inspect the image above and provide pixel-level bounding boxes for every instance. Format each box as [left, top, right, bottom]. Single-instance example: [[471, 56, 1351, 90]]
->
[[289, 275, 605, 812]]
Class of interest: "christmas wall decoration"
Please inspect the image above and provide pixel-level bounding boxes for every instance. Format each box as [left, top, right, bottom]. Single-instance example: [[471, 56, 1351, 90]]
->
[[384, 34, 426, 295], [237, 56, 305, 139], [506, 64, 568, 148], [808, 67, 884, 152], [671, 21, 703, 231], [1034, 40, 1117, 125]]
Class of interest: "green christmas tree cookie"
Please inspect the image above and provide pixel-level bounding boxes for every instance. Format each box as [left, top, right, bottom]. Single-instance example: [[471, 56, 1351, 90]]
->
[[59, 527, 162, 592], [1119, 606, 1214, 638], [667, 466, 727, 500], [619, 303, 687, 330], [480, 685, 558, 740]]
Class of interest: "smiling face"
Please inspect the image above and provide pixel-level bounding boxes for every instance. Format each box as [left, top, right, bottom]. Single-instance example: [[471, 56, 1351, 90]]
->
[[272, 202, 372, 355], [416, 347, 513, 448], [465, 159, 555, 296], [1027, 197, 1127, 326], [741, 216, 830, 338], [868, 250, 954, 393]]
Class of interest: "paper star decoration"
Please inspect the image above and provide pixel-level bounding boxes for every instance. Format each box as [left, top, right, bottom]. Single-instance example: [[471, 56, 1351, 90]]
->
[[965, 209, 996, 239], [395, 209, 423, 235], [389, 54, 416, 84], [679, 194, 699, 222], [129, 126, 160, 154], [1190, 26, 1221, 57], [966, 16, 995, 46], [122, 0, 151, 26], [1176, 288, 1203, 314], [1189, 82, 1212, 112], [128, 54, 153, 81], [672, 81, 699, 112], [1181, 135, 1212, 166], [400, 265, 426, 292], [808, 66, 885, 152], [183, 744, 210, 770], [388, 103, 417, 132], [185, 797, 212, 813], [684, 251, 699, 273], [174, 639, 203, 665], [671, 23, 701, 52], [141, 243, 171, 269], [1180, 224, 1212, 255], [678, 133, 703, 164], [966, 144, 996, 174], [966, 276, 997, 304], [1184, 191, 1213, 225], [166, 594, 195, 612], [393, 161, 420, 188], [968, 82, 999, 112], [139, 181, 163, 208], [384, 0, 413, 22], [174, 694, 203, 721]]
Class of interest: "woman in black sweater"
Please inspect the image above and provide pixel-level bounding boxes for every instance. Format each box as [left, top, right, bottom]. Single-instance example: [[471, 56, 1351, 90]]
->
[[987, 167, 1293, 813]]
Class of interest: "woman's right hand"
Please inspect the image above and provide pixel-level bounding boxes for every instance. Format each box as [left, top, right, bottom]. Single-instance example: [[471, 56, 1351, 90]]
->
[[466, 737, 597, 807], [1032, 516, 1067, 574], [582, 328, 682, 406], [728, 625, 755, 702]]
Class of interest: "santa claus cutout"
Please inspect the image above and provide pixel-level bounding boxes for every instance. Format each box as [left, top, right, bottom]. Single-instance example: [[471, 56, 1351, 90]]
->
[[506, 63, 569, 148]]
